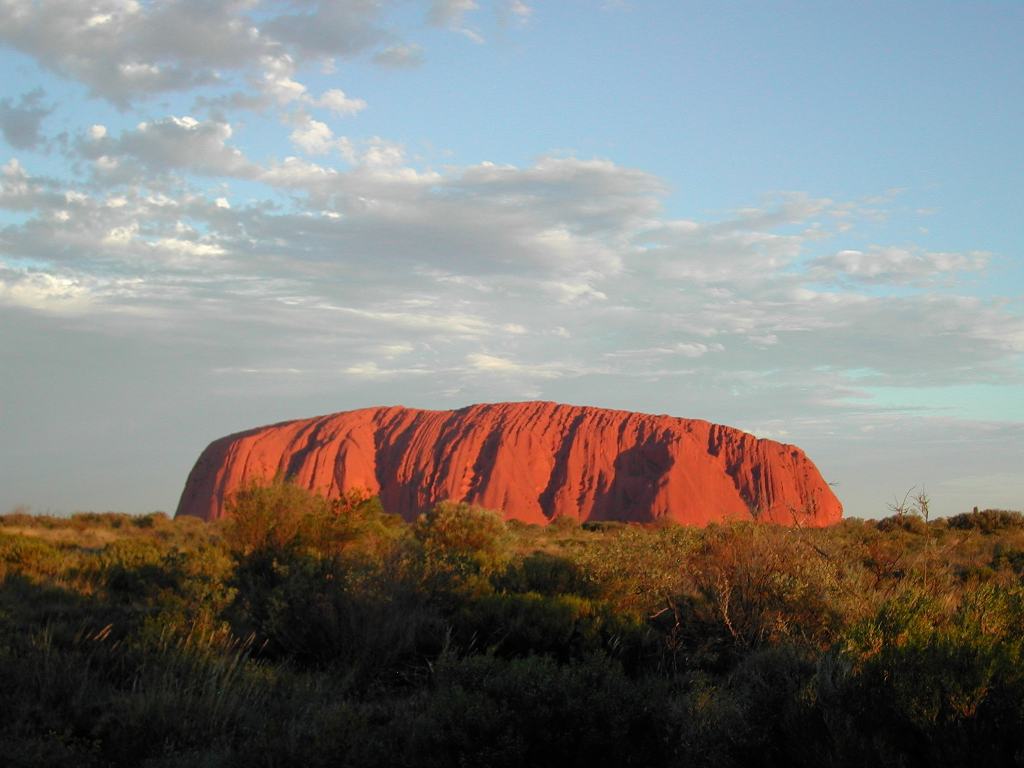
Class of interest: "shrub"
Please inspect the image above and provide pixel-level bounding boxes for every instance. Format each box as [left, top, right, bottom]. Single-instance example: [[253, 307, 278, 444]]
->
[[680, 645, 828, 768], [821, 616, 1024, 766], [876, 514, 929, 535], [224, 483, 437, 671], [567, 523, 696, 615], [231, 547, 444, 672], [5, 488, 1024, 766], [947, 509, 1024, 534], [132, 512, 169, 529], [223, 478, 336, 555], [415, 501, 511, 594], [452, 591, 624, 659], [992, 545, 1024, 576], [670, 524, 842, 667], [495, 551, 594, 597], [386, 652, 675, 768], [0, 532, 67, 580]]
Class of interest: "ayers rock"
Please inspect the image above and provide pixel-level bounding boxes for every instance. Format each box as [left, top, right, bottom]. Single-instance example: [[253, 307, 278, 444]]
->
[[176, 402, 842, 527]]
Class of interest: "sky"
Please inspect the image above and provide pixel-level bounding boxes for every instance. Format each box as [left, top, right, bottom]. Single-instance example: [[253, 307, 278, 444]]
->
[[0, 0, 1022, 519]]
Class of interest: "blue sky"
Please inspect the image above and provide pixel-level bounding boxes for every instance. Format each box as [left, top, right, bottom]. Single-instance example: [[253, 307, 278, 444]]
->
[[0, 0, 1021, 518]]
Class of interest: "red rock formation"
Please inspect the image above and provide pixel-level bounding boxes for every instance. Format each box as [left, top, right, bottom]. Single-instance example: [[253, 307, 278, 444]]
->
[[175, 402, 842, 527]]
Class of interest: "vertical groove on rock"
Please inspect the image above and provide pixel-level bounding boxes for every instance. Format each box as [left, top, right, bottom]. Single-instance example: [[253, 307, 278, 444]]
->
[[537, 410, 589, 521]]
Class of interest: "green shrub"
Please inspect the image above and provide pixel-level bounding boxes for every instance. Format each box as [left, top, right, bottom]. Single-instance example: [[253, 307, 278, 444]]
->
[[812, 579, 1024, 766], [231, 553, 435, 673], [415, 501, 511, 594], [567, 523, 696, 615], [495, 550, 594, 597], [452, 591, 620, 659], [680, 645, 828, 768], [386, 652, 675, 768], [0, 532, 67, 579]]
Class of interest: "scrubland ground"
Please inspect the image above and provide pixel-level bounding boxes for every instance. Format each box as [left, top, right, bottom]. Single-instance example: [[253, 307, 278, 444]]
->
[[2, 486, 1024, 767]]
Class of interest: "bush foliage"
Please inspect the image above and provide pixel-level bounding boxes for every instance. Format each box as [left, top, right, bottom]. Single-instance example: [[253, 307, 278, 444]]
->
[[2, 489, 1024, 766]]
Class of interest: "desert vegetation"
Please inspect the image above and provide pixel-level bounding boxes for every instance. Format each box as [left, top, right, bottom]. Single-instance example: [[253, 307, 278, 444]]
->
[[2, 486, 1024, 767]]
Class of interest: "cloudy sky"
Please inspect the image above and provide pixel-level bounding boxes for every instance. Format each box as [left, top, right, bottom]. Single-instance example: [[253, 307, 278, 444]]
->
[[1, 1, 1021, 518]]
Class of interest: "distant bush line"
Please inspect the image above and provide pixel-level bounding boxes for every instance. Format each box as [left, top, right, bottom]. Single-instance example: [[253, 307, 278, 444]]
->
[[2, 484, 1024, 767]]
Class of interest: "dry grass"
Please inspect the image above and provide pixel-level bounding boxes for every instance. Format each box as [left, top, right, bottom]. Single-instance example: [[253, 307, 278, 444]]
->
[[1, 525, 127, 547]]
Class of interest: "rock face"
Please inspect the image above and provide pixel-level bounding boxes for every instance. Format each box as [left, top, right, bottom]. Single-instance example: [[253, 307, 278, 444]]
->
[[175, 402, 842, 527]]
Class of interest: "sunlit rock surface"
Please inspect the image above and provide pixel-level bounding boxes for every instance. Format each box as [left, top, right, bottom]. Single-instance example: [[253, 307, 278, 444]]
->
[[176, 402, 842, 527]]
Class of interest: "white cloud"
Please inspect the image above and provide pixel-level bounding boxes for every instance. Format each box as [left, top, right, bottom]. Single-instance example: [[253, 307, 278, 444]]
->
[[497, 0, 532, 27], [257, 55, 367, 124], [343, 361, 431, 379], [466, 352, 522, 372], [545, 280, 608, 303], [0, 0, 390, 105], [261, 155, 339, 186], [313, 88, 366, 116], [0, 89, 51, 150], [361, 137, 406, 168], [429, 0, 480, 27], [0, 268, 93, 312], [428, 0, 484, 43], [94, 155, 119, 173], [345, 361, 385, 377], [0, 158, 65, 210], [102, 222, 138, 246], [82, 116, 258, 178], [373, 44, 424, 69], [260, 54, 309, 105], [290, 117, 337, 156], [0, 0, 257, 104], [262, 0, 386, 58], [509, 1, 533, 20], [149, 237, 226, 261], [0, 0, 532, 146], [676, 342, 722, 358], [812, 246, 990, 285], [466, 353, 565, 379]]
